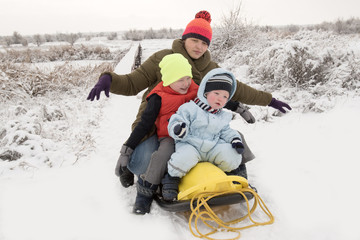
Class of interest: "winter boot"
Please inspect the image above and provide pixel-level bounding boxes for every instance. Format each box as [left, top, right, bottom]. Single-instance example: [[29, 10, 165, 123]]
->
[[226, 163, 248, 179], [161, 173, 180, 201], [133, 178, 158, 215], [119, 166, 134, 188]]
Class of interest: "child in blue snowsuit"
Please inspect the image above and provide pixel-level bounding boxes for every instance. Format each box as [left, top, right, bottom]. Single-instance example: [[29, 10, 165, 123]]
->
[[162, 68, 245, 201]]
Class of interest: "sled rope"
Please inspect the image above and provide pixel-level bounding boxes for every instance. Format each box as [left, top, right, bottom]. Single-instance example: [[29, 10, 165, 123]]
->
[[187, 177, 274, 240]]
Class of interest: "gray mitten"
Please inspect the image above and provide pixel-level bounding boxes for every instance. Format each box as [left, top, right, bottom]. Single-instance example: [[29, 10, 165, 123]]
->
[[235, 102, 255, 123], [115, 145, 134, 177]]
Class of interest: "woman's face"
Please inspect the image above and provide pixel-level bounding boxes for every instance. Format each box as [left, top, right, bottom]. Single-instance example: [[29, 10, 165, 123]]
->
[[184, 38, 208, 59]]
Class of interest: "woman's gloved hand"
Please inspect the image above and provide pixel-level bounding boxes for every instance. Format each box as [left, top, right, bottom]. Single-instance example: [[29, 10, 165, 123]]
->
[[87, 74, 111, 101], [268, 98, 292, 113]]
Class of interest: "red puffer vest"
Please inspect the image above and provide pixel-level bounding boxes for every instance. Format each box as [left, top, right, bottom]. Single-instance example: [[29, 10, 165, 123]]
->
[[147, 80, 198, 138]]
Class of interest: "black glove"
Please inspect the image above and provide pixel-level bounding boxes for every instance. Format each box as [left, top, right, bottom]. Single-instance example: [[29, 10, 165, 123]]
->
[[173, 122, 186, 138], [231, 138, 244, 154], [235, 102, 255, 123]]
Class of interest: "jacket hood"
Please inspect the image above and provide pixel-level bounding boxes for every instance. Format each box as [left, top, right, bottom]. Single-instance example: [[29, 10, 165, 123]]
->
[[197, 68, 237, 105]]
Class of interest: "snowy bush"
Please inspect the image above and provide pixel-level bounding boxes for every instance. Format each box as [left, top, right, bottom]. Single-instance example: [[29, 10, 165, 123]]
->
[[214, 29, 360, 116], [0, 43, 122, 175], [0, 91, 103, 175], [250, 40, 325, 89], [0, 107, 55, 167], [327, 51, 360, 90]]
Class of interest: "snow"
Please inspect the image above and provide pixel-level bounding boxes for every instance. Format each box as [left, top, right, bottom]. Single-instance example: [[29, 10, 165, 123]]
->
[[1, 38, 360, 240]]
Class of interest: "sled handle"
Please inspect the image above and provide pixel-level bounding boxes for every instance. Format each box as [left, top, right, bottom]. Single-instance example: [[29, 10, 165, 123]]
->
[[178, 175, 248, 201]]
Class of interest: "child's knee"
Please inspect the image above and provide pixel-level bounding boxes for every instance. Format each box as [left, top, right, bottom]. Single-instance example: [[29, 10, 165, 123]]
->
[[219, 155, 242, 172]]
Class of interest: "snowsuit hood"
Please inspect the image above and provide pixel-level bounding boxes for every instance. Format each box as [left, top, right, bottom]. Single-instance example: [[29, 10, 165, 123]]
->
[[197, 68, 237, 107]]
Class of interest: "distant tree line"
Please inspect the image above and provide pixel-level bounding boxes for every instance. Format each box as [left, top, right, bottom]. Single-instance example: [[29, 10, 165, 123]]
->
[[122, 28, 183, 41], [0, 31, 121, 47], [260, 17, 360, 34], [1, 17, 359, 48], [0, 28, 182, 47], [0, 31, 83, 47]]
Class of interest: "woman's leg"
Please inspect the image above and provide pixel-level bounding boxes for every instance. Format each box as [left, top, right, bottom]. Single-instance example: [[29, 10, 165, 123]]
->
[[127, 135, 159, 176]]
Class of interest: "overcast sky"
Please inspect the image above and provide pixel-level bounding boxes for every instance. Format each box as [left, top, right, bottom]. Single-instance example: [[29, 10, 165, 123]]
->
[[1, 0, 359, 36]]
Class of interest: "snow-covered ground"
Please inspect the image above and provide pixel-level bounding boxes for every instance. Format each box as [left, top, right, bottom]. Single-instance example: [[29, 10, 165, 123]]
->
[[1, 38, 360, 240]]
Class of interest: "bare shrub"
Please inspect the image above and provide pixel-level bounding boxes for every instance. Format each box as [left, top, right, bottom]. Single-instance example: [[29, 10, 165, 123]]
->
[[33, 34, 44, 46], [210, 3, 261, 63], [12, 31, 23, 44], [3, 37, 12, 47], [107, 32, 117, 40], [21, 38, 28, 47], [123, 29, 145, 41], [67, 33, 81, 46], [44, 34, 54, 42]]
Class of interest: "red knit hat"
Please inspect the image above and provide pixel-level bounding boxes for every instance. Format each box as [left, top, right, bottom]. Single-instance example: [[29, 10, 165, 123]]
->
[[182, 10, 212, 46]]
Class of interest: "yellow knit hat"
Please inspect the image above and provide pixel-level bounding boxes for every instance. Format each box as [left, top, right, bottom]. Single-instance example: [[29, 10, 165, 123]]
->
[[159, 53, 193, 86]]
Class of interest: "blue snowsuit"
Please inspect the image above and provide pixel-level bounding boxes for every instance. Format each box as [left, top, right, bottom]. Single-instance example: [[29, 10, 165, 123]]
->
[[167, 68, 243, 178]]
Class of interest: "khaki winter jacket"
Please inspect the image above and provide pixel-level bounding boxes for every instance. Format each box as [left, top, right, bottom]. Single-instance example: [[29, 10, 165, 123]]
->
[[102, 39, 272, 141]]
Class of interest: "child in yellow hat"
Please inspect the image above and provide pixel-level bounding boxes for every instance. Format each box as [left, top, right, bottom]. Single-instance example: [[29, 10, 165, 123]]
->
[[115, 53, 199, 214]]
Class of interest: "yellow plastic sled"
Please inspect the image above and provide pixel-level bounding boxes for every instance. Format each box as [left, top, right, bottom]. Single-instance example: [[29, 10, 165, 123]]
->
[[154, 162, 254, 212]]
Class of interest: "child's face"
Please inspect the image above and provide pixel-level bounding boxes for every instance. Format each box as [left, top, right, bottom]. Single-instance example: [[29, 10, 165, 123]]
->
[[205, 90, 229, 109], [169, 76, 192, 94]]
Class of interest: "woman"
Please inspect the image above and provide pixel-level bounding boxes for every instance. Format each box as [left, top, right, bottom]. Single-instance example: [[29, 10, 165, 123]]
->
[[87, 11, 291, 187]]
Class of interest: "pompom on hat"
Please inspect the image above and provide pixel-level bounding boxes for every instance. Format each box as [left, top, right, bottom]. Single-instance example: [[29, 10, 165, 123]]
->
[[159, 53, 193, 87], [182, 10, 212, 46]]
